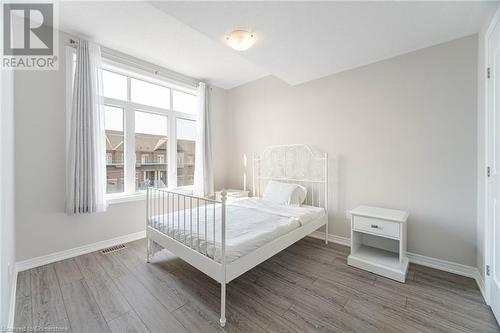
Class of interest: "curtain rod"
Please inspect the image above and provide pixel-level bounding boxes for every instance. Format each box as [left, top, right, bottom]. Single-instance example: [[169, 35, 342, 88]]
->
[[69, 38, 200, 89]]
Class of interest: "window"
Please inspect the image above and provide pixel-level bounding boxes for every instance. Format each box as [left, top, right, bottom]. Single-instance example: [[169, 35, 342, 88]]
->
[[103, 70, 127, 101], [104, 105, 125, 194], [173, 90, 197, 114], [99, 61, 197, 197], [68, 50, 199, 197], [135, 111, 168, 190], [131, 78, 170, 109], [176, 118, 196, 186]]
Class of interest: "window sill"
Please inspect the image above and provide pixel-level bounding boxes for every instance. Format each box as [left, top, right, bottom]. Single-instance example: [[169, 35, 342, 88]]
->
[[106, 186, 194, 205], [106, 192, 146, 205]]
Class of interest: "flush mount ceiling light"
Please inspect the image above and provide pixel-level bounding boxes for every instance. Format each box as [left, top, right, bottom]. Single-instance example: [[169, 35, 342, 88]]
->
[[225, 29, 256, 51]]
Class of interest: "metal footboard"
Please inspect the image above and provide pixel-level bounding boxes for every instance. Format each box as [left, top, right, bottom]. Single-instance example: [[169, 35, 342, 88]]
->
[[145, 187, 227, 326]]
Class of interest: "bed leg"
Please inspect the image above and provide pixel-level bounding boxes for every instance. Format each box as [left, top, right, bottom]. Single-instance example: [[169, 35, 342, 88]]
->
[[325, 223, 329, 245], [220, 283, 226, 327], [146, 238, 151, 263]]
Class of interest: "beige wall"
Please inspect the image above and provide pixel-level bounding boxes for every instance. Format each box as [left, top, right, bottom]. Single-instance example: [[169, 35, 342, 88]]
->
[[226, 35, 478, 266], [14, 31, 228, 261]]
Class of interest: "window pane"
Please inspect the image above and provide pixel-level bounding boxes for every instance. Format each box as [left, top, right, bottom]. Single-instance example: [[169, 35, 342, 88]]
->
[[103, 70, 127, 101], [135, 111, 168, 190], [173, 90, 197, 114], [131, 78, 170, 109], [105, 105, 124, 193], [176, 118, 196, 186]]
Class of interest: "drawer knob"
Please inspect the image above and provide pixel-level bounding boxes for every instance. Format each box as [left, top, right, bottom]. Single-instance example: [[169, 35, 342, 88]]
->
[[371, 224, 379, 229]]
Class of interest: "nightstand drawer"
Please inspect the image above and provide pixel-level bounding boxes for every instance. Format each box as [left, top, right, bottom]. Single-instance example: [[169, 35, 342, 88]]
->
[[353, 215, 400, 239]]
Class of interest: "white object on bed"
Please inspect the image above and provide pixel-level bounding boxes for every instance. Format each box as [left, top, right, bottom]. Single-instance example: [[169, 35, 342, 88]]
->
[[262, 180, 297, 205], [289, 184, 307, 206], [151, 197, 325, 263], [262, 180, 308, 206]]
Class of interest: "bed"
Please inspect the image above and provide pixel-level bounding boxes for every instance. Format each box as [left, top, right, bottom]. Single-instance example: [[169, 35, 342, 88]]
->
[[145, 144, 329, 327]]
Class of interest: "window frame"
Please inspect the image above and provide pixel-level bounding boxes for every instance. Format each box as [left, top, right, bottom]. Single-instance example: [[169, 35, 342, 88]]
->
[[66, 47, 198, 204]]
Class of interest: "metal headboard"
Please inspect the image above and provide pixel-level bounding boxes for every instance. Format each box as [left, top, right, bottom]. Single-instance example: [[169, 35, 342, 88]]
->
[[252, 144, 328, 210]]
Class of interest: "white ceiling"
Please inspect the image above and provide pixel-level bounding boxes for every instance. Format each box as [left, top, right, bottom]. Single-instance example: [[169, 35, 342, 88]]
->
[[59, 1, 267, 89], [60, 1, 497, 89]]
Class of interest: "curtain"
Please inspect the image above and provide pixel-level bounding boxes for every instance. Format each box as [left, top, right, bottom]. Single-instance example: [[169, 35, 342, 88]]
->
[[193, 82, 214, 197], [66, 40, 106, 214]]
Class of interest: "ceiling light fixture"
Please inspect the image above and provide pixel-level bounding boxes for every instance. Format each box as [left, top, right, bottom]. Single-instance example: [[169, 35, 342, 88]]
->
[[225, 29, 256, 51]]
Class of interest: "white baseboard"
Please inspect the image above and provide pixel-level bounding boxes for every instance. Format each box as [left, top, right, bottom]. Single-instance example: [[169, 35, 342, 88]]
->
[[16, 230, 146, 272], [406, 251, 486, 302], [7, 269, 17, 329], [309, 231, 351, 246], [309, 231, 486, 301], [405, 251, 477, 278], [474, 270, 488, 304]]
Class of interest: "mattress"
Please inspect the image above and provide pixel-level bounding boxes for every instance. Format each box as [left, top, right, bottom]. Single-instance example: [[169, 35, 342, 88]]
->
[[150, 197, 325, 263]]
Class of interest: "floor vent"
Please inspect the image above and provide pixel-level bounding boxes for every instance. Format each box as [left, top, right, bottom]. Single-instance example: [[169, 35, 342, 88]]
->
[[100, 244, 126, 255]]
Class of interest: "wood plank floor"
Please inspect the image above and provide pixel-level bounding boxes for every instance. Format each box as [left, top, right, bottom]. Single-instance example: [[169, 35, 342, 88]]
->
[[14, 237, 500, 333]]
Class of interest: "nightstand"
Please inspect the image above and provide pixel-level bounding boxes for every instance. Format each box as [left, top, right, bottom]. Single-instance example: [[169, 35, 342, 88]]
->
[[348, 205, 409, 282], [215, 189, 249, 202]]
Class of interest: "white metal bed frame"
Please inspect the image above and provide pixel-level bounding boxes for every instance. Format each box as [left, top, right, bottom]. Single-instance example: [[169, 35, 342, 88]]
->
[[145, 144, 328, 327]]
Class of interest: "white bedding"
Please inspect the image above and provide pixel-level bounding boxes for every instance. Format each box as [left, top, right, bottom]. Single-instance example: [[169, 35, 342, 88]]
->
[[150, 197, 325, 263]]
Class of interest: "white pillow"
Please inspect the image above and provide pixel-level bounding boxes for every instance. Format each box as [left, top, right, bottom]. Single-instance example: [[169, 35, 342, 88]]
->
[[262, 181, 307, 206], [262, 181, 297, 205], [289, 184, 307, 206]]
